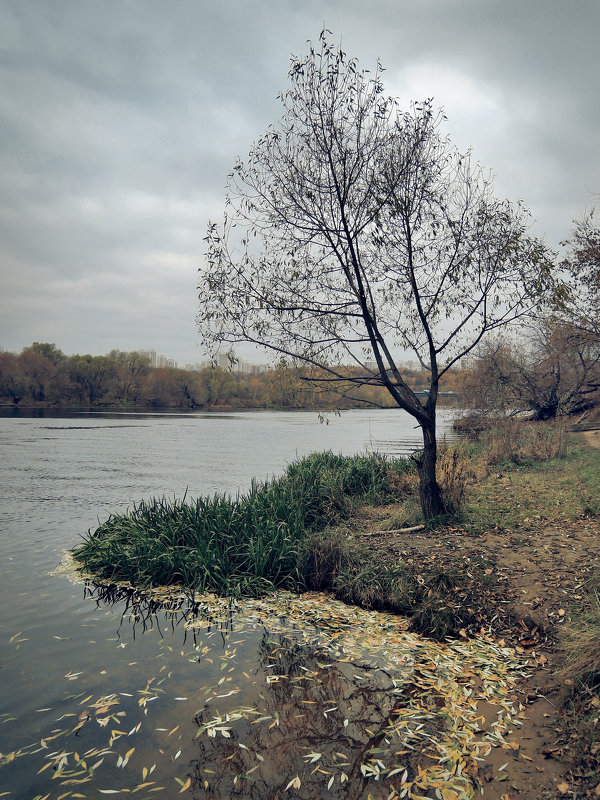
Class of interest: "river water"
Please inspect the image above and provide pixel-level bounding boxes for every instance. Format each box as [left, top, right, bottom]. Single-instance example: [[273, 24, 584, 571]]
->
[[0, 407, 458, 799]]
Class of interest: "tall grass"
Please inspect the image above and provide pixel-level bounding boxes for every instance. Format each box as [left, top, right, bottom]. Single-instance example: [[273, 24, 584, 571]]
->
[[73, 452, 410, 596], [560, 591, 600, 691], [479, 418, 567, 466]]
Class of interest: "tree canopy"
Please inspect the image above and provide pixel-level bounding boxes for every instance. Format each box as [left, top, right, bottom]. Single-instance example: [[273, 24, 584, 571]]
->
[[198, 33, 553, 517], [463, 320, 600, 421], [562, 209, 600, 334]]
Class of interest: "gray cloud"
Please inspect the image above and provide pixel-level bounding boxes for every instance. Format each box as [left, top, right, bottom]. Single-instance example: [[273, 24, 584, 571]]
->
[[0, 0, 598, 364]]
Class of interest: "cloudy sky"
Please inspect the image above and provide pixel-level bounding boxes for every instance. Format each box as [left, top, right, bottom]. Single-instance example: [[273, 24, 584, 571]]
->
[[1, 0, 598, 366]]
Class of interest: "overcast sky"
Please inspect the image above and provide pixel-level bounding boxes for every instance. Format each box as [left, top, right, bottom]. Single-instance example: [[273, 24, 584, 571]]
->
[[1, 0, 598, 366]]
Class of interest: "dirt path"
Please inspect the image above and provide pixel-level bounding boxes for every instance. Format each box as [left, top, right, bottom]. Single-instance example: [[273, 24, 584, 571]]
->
[[364, 522, 600, 797], [347, 447, 600, 798], [582, 428, 600, 450]]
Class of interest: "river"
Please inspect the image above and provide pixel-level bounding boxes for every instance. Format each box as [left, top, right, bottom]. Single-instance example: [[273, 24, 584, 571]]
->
[[0, 407, 471, 799]]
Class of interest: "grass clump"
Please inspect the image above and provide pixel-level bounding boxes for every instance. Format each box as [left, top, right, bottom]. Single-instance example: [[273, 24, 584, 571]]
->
[[327, 548, 485, 640], [436, 442, 479, 515], [73, 451, 410, 596], [478, 418, 567, 467], [333, 558, 419, 615], [557, 587, 600, 781], [561, 591, 600, 692]]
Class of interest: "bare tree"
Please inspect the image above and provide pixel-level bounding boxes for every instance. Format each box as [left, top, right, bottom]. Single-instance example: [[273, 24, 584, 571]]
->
[[464, 320, 600, 420], [197, 33, 553, 518]]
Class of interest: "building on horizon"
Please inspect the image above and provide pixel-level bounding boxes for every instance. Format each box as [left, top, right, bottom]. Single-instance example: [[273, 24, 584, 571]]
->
[[139, 348, 269, 374], [137, 349, 178, 369], [138, 348, 157, 368]]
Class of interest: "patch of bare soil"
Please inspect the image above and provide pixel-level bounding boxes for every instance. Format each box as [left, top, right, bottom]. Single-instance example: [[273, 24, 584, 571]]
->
[[350, 493, 600, 797], [582, 428, 600, 450]]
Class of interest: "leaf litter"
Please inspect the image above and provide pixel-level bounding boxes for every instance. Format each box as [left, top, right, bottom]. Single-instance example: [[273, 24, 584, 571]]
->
[[184, 589, 531, 799], [3, 561, 538, 799]]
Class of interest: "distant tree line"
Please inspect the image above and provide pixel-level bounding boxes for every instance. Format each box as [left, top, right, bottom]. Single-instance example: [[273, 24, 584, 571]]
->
[[0, 343, 463, 410]]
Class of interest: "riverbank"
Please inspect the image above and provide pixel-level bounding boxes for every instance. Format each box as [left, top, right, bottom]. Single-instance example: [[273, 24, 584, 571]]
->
[[68, 421, 600, 798], [343, 433, 600, 798]]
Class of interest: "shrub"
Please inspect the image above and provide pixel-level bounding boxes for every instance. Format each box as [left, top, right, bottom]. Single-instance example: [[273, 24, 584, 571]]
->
[[436, 443, 478, 514]]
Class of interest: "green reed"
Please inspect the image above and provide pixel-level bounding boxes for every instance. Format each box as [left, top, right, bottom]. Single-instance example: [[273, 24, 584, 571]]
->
[[73, 451, 410, 596]]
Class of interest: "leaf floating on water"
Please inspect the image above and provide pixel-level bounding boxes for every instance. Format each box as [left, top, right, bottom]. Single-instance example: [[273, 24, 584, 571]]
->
[[178, 776, 191, 793], [132, 782, 155, 793]]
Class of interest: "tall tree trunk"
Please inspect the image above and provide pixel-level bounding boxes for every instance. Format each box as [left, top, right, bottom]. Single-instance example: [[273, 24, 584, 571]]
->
[[417, 419, 445, 518]]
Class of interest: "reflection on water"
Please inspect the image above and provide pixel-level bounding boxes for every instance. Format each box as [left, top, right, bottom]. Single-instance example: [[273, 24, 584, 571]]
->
[[193, 633, 414, 800], [182, 591, 528, 800], [1, 561, 530, 800], [83, 581, 204, 644], [2, 408, 513, 800]]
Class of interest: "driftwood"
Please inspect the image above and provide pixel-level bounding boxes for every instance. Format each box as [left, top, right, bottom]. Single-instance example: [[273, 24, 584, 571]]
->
[[366, 524, 426, 536]]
